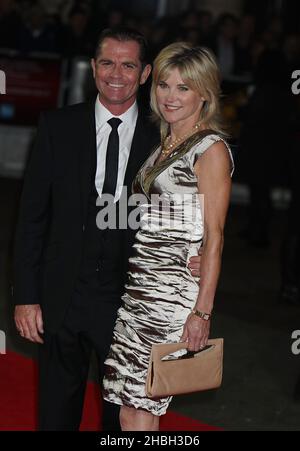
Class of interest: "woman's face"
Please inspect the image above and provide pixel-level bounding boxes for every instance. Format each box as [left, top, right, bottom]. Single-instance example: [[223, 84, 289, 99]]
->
[[156, 67, 205, 129]]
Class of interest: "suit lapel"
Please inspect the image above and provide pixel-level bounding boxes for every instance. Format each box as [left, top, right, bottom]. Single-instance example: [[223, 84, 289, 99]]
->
[[123, 113, 155, 192], [78, 101, 97, 223]]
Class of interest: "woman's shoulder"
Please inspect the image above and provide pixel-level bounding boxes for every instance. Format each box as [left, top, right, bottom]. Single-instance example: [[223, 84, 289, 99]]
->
[[190, 132, 234, 176], [195, 130, 229, 147]]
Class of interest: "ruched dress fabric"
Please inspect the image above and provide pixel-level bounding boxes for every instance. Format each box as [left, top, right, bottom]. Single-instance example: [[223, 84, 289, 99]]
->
[[102, 132, 234, 416]]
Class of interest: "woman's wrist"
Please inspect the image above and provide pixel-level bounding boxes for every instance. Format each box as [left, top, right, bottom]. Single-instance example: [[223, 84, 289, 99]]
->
[[194, 300, 213, 315], [191, 308, 212, 321]]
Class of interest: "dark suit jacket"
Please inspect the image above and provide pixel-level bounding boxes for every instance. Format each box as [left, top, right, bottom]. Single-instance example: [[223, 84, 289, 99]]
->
[[13, 100, 159, 332]]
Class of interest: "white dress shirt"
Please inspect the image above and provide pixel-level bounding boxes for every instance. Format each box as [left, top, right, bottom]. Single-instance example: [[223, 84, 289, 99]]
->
[[95, 95, 138, 201]]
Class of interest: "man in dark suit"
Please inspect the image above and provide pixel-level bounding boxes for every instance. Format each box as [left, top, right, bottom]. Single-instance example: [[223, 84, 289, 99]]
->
[[13, 28, 200, 431]]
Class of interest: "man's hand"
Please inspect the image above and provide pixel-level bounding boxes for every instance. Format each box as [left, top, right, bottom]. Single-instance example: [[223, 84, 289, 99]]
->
[[188, 247, 202, 277], [14, 304, 44, 344]]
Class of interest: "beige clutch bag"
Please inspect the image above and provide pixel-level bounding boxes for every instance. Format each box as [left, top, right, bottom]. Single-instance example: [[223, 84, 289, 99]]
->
[[145, 338, 223, 398]]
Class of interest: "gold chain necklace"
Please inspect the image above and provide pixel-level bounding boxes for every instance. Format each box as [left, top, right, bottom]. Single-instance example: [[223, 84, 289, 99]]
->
[[161, 122, 202, 157]]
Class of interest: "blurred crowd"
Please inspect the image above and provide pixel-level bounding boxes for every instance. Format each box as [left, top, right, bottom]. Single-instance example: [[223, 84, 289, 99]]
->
[[0, 0, 299, 80]]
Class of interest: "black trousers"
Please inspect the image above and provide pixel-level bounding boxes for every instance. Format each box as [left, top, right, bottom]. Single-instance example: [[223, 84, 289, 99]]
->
[[38, 273, 121, 431]]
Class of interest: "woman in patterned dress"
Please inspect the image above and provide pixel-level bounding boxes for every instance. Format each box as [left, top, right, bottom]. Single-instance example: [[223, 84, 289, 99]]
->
[[102, 42, 234, 431]]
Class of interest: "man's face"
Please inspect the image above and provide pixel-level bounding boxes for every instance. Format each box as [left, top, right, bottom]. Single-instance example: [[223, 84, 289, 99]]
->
[[91, 38, 151, 114]]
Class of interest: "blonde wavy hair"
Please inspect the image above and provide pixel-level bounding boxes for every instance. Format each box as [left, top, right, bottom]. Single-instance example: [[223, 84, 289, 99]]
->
[[150, 42, 227, 142]]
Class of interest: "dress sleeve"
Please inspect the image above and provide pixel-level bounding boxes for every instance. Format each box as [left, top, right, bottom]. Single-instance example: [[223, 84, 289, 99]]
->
[[190, 134, 234, 177]]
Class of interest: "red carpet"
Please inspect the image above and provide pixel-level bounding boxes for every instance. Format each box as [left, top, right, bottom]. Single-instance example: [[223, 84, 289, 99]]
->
[[0, 351, 220, 431]]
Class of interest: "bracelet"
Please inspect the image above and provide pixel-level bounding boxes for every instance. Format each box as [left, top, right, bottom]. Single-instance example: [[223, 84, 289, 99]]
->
[[191, 308, 211, 321]]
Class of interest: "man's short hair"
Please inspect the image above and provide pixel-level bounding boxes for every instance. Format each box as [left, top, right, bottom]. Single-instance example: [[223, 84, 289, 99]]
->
[[94, 27, 149, 67]]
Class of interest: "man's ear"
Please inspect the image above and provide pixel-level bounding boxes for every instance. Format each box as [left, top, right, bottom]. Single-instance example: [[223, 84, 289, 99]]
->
[[91, 59, 96, 79], [140, 64, 152, 85]]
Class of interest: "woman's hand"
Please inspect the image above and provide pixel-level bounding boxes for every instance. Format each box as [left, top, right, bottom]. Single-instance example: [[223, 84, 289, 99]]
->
[[180, 313, 210, 352], [188, 247, 203, 277]]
